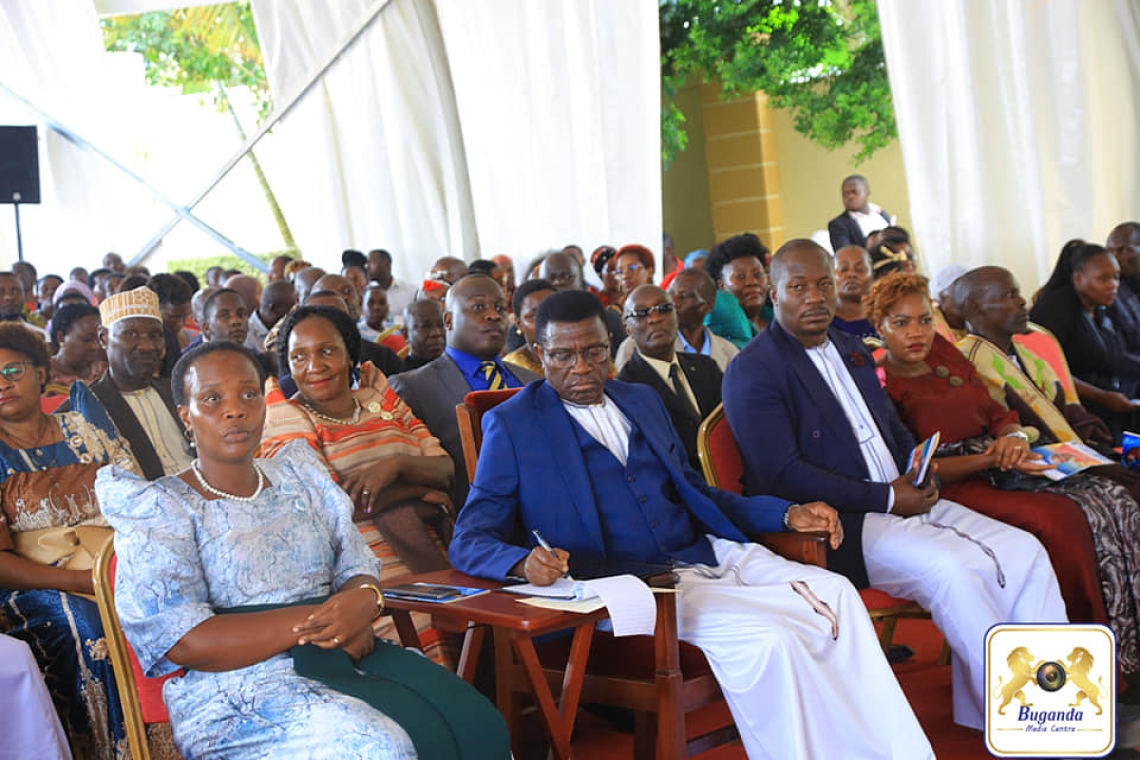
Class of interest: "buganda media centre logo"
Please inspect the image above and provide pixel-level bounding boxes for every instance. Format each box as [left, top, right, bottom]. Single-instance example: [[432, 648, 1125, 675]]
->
[[986, 624, 1115, 757]]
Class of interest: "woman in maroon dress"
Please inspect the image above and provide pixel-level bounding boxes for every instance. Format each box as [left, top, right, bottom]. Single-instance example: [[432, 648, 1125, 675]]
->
[[865, 273, 1140, 675]]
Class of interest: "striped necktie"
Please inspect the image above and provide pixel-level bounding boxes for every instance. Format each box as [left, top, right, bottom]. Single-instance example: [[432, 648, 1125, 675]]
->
[[480, 360, 506, 390]]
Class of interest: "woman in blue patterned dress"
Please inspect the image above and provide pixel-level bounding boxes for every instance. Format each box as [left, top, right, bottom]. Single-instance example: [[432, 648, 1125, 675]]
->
[[97, 342, 508, 760], [0, 323, 135, 760]]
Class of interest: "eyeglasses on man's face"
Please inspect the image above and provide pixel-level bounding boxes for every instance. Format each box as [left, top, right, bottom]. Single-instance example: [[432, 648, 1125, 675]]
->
[[542, 344, 610, 368], [626, 303, 674, 320]]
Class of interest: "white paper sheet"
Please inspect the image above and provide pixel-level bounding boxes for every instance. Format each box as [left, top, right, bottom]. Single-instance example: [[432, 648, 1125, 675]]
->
[[504, 574, 656, 637]]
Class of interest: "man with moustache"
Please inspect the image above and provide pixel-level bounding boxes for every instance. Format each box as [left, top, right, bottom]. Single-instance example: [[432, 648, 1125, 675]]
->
[[88, 289, 192, 479], [722, 240, 1066, 732], [618, 284, 722, 469], [390, 275, 540, 508], [449, 289, 935, 759]]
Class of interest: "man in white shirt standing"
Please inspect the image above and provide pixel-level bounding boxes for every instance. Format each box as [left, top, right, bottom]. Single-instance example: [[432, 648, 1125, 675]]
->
[[827, 174, 893, 251]]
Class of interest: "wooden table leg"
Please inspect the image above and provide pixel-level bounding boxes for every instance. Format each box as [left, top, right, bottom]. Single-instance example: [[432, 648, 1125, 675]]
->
[[457, 624, 485, 683], [493, 627, 522, 759], [512, 623, 595, 760], [654, 592, 686, 760], [389, 609, 422, 649]]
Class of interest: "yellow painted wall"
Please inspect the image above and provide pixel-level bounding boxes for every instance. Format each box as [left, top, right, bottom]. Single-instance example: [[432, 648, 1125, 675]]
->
[[662, 79, 912, 254], [768, 107, 911, 245], [660, 81, 716, 258]]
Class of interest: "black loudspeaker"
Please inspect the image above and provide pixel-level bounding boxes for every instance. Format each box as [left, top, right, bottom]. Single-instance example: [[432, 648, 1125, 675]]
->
[[0, 126, 40, 205]]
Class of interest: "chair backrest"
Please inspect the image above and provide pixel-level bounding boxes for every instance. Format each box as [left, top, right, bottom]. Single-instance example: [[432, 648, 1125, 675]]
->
[[696, 403, 745, 495], [1015, 322, 1079, 400], [92, 536, 181, 760], [456, 389, 523, 483]]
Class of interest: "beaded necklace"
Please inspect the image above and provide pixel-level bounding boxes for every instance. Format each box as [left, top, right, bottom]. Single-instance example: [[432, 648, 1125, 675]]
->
[[191, 459, 265, 502]]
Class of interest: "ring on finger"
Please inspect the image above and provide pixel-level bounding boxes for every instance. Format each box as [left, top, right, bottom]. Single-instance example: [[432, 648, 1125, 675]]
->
[[333, 636, 341, 645]]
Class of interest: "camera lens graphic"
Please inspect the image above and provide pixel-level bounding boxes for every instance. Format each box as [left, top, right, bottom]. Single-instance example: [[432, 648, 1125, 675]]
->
[[1036, 661, 1067, 692]]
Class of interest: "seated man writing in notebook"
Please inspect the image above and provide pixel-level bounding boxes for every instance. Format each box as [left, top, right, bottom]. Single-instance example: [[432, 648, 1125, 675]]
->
[[449, 290, 934, 759]]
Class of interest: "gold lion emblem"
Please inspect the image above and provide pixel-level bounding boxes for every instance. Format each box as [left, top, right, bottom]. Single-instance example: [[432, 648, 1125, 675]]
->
[[993, 646, 1041, 715], [1065, 647, 1105, 715]]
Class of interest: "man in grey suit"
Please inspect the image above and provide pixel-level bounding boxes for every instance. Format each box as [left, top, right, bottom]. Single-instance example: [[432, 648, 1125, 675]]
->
[[390, 274, 540, 509]]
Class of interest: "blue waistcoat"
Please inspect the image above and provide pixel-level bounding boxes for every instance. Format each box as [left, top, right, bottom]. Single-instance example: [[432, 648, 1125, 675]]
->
[[569, 418, 715, 566]]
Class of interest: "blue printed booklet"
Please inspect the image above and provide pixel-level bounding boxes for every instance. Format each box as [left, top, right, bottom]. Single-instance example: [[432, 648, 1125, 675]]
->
[[1123, 431, 1140, 471], [1031, 441, 1112, 481], [908, 432, 940, 487]]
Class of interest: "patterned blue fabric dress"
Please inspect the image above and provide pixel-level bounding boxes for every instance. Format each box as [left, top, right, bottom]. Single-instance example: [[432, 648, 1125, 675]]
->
[[96, 443, 418, 760], [0, 381, 135, 760]]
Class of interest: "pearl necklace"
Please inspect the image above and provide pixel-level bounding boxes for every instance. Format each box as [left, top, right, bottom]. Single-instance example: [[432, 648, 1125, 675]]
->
[[303, 399, 362, 426], [191, 459, 265, 502]]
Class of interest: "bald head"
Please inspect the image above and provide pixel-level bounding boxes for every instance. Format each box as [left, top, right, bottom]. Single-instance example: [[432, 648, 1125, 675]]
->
[[956, 265, 1030, 346], [293, 266, 326, 303], [445, 274, 508, 357], [430, 256, 469, 285], [539, 251, 583, 291], [1108, 222, 1140, 280], [770, 239, 833, 290], [259, 279, 296, 329], [223, 274, 261, 312], [314, 273, 361, 320]]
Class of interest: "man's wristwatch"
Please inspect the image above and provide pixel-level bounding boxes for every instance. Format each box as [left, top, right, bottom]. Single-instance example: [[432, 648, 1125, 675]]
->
[[783, 504, 799, 531], [358, 582, 386, 620]]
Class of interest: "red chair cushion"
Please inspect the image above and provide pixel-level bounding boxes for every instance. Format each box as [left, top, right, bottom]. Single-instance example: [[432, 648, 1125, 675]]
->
[[707, 417, 745, 496], [109, 554, 180, 724], [860, 588, 915, 611], [463, 389, 522, 415]]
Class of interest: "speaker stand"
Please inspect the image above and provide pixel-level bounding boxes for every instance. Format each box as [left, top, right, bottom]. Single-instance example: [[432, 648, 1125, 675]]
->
[[12, 203, 22, 262]]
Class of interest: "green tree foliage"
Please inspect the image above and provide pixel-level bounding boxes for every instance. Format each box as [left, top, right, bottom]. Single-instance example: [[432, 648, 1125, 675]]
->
[[102, 3, 296, 254], [102, 3, 268, 116], [660, 0, 894, 165]]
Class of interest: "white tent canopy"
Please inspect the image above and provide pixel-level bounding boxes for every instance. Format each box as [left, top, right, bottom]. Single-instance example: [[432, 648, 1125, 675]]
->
[[0, 0, 662, 282]]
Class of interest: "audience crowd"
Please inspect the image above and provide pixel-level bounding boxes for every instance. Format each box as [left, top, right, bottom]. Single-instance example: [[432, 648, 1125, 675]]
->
[[5, 192, 1140, 759]]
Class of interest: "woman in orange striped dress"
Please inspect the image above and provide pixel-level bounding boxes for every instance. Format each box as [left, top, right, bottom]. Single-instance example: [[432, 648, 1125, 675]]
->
[[260, 305, 456, 666]]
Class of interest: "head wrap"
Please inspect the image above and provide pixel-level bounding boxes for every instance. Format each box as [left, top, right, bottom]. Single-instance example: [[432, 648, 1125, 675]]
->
[[52, 279, 95, 306]]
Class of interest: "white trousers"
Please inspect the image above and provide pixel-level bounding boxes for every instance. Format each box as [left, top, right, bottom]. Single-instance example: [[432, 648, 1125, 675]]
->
[[0, 634, 72, 760], [675, 537, 934, 760], [863, 499, 1067, 730]]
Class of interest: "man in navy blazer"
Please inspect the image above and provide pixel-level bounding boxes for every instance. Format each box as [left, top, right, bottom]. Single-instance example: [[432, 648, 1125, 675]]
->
[[451, 290, 933, 759], [722, 239, 1066, 731]]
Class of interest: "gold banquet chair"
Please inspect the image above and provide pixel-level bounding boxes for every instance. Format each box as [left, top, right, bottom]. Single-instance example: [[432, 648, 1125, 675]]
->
[[92, 536, 184, 760]]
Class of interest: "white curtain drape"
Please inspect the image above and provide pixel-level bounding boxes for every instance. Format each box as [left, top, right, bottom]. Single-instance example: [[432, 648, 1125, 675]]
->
[[433, 0, 662, 265], [0, 0, 157, 272], [250, 0, 662, 281], [878, 0, 1140, 291], [250, 0, 478, 278]]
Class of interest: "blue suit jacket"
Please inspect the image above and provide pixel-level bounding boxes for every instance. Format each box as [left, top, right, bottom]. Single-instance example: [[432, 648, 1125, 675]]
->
[[722, 321, 915, 587], [449, 379, 790, 580]]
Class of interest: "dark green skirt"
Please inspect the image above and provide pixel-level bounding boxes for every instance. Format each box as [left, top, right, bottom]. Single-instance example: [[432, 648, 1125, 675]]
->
[[220, 599, 509, 759]]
